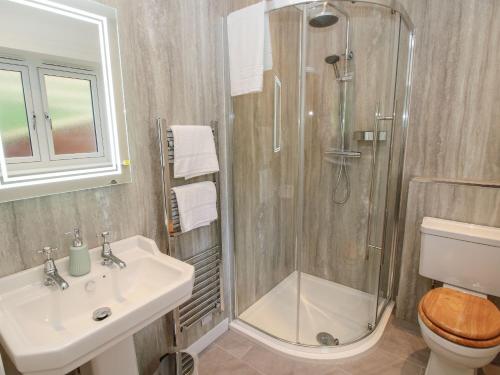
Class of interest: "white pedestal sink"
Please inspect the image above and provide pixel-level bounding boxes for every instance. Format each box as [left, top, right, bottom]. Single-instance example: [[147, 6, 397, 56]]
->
[[0, 236, 194, 375]]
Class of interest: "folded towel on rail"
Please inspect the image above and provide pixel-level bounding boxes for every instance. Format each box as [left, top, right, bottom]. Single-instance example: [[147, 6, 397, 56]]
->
[[170, 125, 219, 179], [227, 1, 273, 96], [171, 181, 218, 233]]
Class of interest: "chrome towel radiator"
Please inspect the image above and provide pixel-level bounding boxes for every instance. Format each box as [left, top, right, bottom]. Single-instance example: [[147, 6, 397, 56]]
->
[[157, 118, 224, 375], [175, 245, 222, 332]]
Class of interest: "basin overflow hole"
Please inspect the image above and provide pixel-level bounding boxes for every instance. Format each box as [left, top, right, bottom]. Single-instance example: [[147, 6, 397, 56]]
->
[[85, 280, 96, 293], [93, 307, 112, 321]]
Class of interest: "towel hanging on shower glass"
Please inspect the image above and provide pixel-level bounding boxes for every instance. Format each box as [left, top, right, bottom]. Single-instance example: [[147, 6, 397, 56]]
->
[[227, 1, 273, 96]]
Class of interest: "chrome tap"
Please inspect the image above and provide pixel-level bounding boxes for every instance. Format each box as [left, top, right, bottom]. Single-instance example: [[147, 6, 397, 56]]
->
[[98, 231, 126, 269], [38, 247, 69, 290]]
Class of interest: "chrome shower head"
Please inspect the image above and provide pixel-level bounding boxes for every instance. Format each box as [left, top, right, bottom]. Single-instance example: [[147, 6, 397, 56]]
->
[[308, 3, 339, 28]]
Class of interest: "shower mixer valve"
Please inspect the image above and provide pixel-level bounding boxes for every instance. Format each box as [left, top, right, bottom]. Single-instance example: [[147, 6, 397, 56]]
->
[[343, 50, 354, 60], [337, 72, 353, 82]]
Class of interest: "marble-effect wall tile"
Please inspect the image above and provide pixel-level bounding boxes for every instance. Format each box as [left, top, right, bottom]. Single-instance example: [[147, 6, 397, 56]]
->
[[399, 0, 500, 183], [0, 203, 24, 277]]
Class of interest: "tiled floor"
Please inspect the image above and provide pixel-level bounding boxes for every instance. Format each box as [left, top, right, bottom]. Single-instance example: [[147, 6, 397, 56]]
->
[[198, 317, 500, 375]]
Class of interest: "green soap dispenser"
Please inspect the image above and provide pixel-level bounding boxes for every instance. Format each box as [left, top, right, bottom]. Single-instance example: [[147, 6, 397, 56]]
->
[[66, 228, 91, 276]]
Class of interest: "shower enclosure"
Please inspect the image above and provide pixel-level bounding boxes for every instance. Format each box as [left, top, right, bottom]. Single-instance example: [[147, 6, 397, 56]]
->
[[228, 0, 414, 353]]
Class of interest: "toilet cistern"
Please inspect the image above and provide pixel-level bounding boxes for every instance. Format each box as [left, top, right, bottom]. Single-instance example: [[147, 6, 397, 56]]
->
[[417, 217, 500, 375]]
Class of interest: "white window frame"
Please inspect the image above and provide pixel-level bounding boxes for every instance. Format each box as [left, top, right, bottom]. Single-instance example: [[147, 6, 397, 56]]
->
[[0, 55, 113, 178], [0, 0, 132, 204], [0, 61, 41, 164], [38, 67, 107, 161]]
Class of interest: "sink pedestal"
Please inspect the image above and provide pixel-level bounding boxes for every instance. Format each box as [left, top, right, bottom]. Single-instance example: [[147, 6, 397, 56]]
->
[[85, 336, 139, 375]]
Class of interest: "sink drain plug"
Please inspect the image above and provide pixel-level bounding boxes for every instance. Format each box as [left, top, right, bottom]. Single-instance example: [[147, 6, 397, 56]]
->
[[93, 307, 112, 321], [316, 332, 339, 346]]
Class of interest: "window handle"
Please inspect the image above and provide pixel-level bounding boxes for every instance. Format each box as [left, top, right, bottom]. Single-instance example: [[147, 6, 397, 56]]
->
[[44, 112, 53, 129], [32, 112, 37, 131]]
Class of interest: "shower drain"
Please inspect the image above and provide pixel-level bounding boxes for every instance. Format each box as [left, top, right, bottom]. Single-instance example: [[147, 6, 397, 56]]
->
[[316, 332, 340, 346]]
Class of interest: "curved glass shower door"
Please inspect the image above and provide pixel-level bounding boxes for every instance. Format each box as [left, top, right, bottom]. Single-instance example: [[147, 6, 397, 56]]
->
[[297, 0, 402, 345], [232, 5, 302, 343], [231, 0, 414, 348]]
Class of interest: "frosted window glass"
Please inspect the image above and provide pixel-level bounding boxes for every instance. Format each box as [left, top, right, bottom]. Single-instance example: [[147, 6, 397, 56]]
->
[[44, 75, 98, 155], [0, 69, 33, 158]]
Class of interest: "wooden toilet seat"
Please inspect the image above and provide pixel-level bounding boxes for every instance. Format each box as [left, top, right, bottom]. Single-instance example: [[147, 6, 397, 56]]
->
[[418, 287, 500, 348]]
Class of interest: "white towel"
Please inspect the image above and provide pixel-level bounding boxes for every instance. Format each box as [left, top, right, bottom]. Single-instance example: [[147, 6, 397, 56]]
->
[[172, 182, 218, 233], [227, 1, 273, 97], [263, 12, 273, 71], [170, 125, 219, 180]]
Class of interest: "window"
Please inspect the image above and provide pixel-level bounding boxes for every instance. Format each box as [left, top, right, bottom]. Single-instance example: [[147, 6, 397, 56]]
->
[[41, 70, 101, 157], [0, 55, 111, 178], [0, 0, 130, 203], [0, 64, 38, 162]]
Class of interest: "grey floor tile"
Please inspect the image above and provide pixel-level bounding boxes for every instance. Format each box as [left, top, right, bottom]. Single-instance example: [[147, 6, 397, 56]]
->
[[241, 345, 339, 375], [481, 363, 500, 375], [198, 346, 263, 375], [215, 330, 255, 359], [335, 347, 402, 375], [380, 358, 425, 375], [378, 318, 430, 367]]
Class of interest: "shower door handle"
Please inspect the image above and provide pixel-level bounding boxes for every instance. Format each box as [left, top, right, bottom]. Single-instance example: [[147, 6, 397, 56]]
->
[[371, 101, 381, 180], [365, 101, 395, 261], [365, 101, 382, 261], [273, 75, 281, 153]]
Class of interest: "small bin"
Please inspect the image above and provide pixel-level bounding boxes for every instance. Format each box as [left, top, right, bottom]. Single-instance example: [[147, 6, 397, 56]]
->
[[159, 351, 196, 375]]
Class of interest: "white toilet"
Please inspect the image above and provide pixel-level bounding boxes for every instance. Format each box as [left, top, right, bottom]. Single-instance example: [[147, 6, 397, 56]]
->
[[418, 217, 500, 375]]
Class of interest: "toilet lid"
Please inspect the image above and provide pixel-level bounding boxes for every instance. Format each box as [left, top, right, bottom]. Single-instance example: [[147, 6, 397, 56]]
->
[[421, 287, 500, 341]]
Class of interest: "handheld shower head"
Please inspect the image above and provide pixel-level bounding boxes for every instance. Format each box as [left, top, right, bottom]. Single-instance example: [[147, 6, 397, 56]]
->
[[325, 54, 341, 79], [325, 55, 340, 65]]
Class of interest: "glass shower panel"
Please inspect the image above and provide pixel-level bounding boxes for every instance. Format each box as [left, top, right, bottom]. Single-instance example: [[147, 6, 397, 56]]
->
[[299, 2, 360, 346], [355, 4, 402, 324], [298, 2, 400, 346], [233, 6, 302, 343], [377, 17, 413, 311]]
